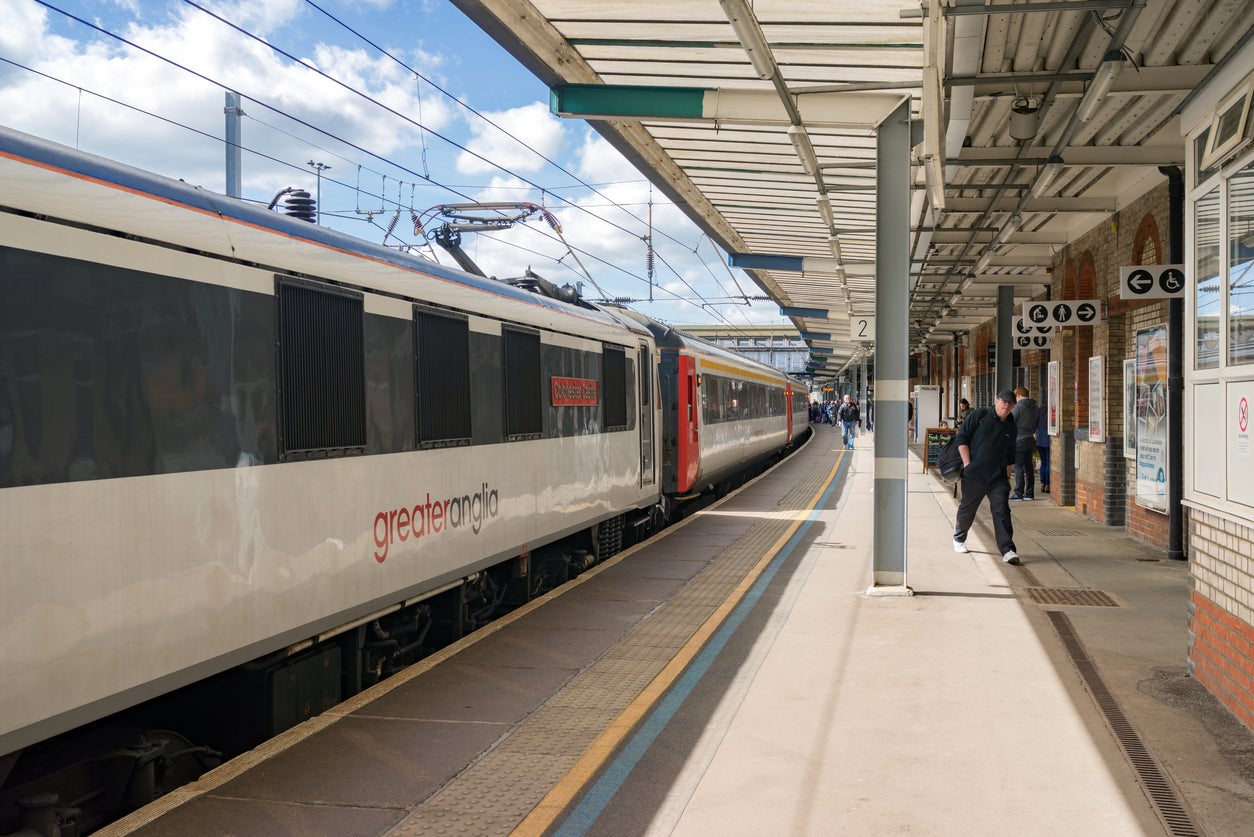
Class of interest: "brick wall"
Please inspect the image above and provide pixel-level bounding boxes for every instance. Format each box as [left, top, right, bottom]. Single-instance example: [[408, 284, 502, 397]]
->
[[1189, 508, 1254, 732]]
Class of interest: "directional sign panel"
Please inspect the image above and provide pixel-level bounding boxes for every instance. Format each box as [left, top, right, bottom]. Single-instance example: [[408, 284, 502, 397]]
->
[[1015, 333, 1053, 349], [1120, 265, 1186, 299], [851, 314, 876, 342], [1021, 300, 1102, 326], [1014, 317, 1054, 337]]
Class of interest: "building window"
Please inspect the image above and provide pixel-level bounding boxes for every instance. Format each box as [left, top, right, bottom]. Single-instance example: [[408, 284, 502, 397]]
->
[[1228, 167, 1254, 365], [1196, 187, 1222, 370]]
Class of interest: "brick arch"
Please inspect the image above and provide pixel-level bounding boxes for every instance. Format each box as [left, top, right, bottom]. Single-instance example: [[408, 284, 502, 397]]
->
[[1131, 212, 1163, 266]]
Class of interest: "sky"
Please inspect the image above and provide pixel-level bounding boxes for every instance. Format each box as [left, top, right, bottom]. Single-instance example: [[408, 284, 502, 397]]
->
[[0, 0, 788, 329]]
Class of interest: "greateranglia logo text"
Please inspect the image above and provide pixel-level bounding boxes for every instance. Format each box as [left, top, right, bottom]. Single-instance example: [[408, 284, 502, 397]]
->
[[373, 483, 500, 563]]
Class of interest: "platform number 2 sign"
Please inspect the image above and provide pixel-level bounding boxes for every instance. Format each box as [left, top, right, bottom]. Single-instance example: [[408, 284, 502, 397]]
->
[[853, 315, 876, 342]]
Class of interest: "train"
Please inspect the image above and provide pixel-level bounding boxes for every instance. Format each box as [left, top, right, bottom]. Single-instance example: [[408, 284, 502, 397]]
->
[[0, 125, 808, 833]]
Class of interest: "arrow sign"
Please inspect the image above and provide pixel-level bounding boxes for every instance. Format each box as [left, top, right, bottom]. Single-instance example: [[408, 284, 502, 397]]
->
[[1021, 299, 1102, 326], [1119, 264, 1186, 299], [1125, 268, 1154, 295]]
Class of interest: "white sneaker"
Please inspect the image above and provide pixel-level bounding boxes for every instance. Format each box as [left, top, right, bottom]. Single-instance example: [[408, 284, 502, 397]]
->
[[1002, 551, 1020, 565], [953, 540, 969, 553]]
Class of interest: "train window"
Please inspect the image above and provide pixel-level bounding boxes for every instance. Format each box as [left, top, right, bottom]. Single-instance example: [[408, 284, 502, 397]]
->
[[275, 277, 366, 461], [504, 327, 543, 440], [415, 307, 471, 447], [603, 345, 628, 431]]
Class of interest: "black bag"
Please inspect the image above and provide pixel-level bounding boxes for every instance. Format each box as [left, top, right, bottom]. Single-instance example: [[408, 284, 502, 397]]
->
[[936, 435, 964, 483]]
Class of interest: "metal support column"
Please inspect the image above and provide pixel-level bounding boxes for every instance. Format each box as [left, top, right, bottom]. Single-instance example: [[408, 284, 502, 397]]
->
[[870, 98, 911, 594], [996, 285, 1015, 394], [224, 91, 242, 199], [859, 353, 868, 430]]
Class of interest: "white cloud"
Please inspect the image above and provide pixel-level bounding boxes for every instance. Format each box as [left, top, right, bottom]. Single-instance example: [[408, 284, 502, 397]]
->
[[456, 101, 565, 175], [0, 0, 456, 201]]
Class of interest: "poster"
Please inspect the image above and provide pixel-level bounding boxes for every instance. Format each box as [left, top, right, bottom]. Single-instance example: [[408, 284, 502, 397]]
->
[[1123, 358, 1136, 459], [1136, 325, 1169, 512], [1047, 360, 1059, 436], [1088, 356, 1104, 443]]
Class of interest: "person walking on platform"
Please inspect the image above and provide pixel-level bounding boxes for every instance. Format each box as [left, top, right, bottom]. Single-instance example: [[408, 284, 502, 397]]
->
[[1035, 405, 1051, 494], [952, 390, 1020, 564], [1009, 386, 1040, 500], [957, 398, 972, 424], [836, 394, 860, 449]]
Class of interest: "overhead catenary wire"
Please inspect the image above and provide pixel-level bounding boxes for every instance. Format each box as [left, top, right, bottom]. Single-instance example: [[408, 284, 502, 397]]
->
[[27, 0, 772, 338]]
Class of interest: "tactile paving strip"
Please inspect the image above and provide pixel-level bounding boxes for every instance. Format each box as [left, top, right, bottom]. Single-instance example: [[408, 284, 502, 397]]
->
[[387, 446, 839, 836]]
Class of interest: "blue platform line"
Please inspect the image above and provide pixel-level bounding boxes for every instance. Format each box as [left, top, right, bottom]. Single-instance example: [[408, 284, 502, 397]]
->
[[553, 451, 850, 836]]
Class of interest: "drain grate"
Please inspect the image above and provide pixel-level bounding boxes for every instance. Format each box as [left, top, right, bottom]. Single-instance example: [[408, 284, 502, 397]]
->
[[1046, 611, 1201, 836], [1024, 587, 1121, 607], [1038, 528, 1084, 536]]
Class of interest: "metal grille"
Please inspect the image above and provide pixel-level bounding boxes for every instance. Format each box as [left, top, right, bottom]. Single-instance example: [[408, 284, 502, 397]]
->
[[1038, 529, 1084, 536], [1024, 587, 1121, 607], [415, 307, 471, 447], [603, 345, 627, 431], [276, 277, 365, 460], [504, 327, 542, 440], [1046, 612, 1202, 836]]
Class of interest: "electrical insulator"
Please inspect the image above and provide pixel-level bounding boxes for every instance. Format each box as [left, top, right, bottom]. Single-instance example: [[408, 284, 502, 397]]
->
[[283, 190, 316, 223]]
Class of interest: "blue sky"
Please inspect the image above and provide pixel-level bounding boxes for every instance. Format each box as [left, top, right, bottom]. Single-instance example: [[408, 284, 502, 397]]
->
[[0, 0, 785, 329]]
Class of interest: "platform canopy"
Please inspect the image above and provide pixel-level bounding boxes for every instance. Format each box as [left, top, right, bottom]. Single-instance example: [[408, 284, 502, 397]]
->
[[452, 0, 1242, 373]]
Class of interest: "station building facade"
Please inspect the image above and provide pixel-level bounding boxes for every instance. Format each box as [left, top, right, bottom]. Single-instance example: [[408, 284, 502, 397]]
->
[[912, 38, 1254, 733]]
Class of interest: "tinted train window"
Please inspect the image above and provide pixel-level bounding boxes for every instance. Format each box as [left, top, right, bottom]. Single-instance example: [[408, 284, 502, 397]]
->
[[603, 345, 627, 431], [504, 327, 542, 440], [276, 277, 366, 460], [415, 307, 471, 447]]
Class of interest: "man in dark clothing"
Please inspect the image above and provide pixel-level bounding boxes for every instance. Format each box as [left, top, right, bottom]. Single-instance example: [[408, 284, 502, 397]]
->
[[952, 390, 1020, 564], [1010, 386, 1041, 500], [836, 394, 860, 449]]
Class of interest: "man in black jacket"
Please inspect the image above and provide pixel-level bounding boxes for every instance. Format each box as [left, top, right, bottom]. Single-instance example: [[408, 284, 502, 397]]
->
[[952, 390, 1020, 564]]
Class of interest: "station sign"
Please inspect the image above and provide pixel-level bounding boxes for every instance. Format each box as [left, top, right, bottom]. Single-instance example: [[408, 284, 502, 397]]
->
[[1022, 299, 1102, 327], [1014, 333, 1053, 349], [1119, 265, 1186, 299], [851, 314, 876, 343], [1014, 317, 1054, 337]]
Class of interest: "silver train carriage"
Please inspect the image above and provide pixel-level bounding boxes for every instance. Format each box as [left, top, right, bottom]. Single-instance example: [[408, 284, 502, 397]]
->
[[0, 126, 663, 764], [0, 126, 808, 800]]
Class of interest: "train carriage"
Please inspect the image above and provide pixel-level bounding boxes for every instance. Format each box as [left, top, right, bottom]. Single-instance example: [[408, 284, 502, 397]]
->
[[0, 126, 661, 761], [0, 126, 808, 829]]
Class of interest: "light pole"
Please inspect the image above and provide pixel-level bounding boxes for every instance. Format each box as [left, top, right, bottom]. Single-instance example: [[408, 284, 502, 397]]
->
[[306, 161, 330, 224]]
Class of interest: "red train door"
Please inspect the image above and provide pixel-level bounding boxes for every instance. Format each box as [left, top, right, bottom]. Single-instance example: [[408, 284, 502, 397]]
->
[[676, 353, 700, 493]]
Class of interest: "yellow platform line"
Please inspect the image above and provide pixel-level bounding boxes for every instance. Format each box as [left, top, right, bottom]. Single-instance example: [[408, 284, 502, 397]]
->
[[513, 451, 844, 836]]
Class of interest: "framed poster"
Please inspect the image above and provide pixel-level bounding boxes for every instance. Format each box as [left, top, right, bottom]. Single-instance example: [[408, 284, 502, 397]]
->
[[1089, 356, 1104, 443], [1136, 325, 1169, 512], [1122, 358, 1136, 459], [1047, 360, 1059, 436]]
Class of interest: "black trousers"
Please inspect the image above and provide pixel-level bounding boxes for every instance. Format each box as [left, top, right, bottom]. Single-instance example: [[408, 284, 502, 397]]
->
[[1013, 442, 1035, 497], [954, 472, 1016, 555]]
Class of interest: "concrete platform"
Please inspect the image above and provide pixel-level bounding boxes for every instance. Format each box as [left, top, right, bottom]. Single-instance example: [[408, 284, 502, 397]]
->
[[101, 424, 1254, 836]]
